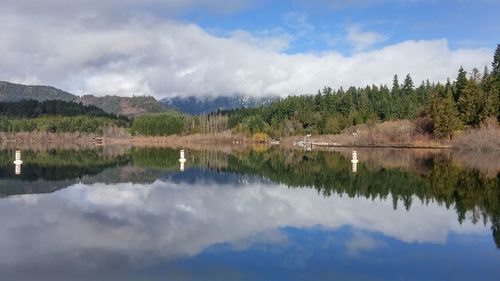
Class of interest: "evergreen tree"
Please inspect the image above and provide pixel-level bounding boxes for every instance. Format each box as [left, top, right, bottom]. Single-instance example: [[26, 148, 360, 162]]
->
[[430, 89, 460, 139], [457, 79, 485, 127], [481, 66, 490, 92], [391, 74, 400, 96], [402, 74, 414, 95], [454, 66, 468, 102], [491, 44, 500, 119], [492, 44, 500, 78]]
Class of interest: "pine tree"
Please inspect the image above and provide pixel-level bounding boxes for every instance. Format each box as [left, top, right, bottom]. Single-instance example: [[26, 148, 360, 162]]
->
[[430, 89, 460, 139], [400, 74, 417, 118], [454, 66, 468, 102], [457, 79, 485, 127], [492, 44, 500, 78], [481, 66, 490, 92], [402, 74, 414, 95], [391, 74, 400, 96]]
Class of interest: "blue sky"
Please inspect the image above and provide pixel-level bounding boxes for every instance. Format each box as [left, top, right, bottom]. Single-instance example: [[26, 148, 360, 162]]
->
[[0, 0, 498, 98], [183, 0, 500, 55]]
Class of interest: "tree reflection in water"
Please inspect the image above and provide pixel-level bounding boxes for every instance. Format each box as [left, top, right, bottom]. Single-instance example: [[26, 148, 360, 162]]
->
[[0, 147, 498, 248]]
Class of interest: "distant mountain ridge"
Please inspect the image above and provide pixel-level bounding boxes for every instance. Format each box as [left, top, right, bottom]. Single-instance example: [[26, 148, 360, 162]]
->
[[0, 81, 168, 117], [0, 81, 76, 102], [0, 81, 279, 116], [161, 95, 278, 115]]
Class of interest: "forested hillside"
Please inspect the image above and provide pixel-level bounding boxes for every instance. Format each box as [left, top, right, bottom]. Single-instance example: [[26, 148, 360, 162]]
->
[[0, 100, 127, 120], [79, 95, 168, 117], [0, 81, 168, 117], [0, 100, 128, 134], [0, 81, 76, 102]]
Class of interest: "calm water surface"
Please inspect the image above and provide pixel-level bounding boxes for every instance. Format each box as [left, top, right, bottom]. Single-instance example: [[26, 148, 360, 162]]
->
[[0, 147, 499, 281]]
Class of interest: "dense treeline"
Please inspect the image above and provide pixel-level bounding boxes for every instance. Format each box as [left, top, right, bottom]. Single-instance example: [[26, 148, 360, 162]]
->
[[0, 100, 129, 134], [0, 116, 127, 134], [130, 112, 185, 136], [224, 45, 500, 139], [0, 99, 128, 120]]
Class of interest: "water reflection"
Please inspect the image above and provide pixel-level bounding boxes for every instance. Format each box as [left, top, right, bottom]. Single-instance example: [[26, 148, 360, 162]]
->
[[13, 150, 22, 175], [179, 149, 187, 171], [0, 147, 498, 280], [351, 150, 358, 173]]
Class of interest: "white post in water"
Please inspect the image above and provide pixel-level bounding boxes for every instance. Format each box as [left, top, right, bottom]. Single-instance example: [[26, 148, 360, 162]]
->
[[179, 150, 187, 172], [351, 150, 358, 173], [13, 150, 23, 175]]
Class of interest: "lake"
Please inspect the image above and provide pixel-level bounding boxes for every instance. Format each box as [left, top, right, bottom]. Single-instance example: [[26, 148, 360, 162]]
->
[[0, 147, 499, 281]]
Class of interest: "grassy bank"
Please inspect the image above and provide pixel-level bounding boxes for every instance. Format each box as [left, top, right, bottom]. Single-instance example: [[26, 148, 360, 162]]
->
[[1, 119, 499, 151], [283, 119, 500, 150], [0, 131, 96, 150]]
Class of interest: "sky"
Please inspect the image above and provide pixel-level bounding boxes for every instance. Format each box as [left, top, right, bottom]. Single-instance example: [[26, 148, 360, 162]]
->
[[0, 0, 498, 99]]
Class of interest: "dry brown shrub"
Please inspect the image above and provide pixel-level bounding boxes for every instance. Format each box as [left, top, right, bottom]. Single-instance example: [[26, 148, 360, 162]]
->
[[362, 120, 416, 145], [452, 118, 500, 151], [282, 119, 436, 147]]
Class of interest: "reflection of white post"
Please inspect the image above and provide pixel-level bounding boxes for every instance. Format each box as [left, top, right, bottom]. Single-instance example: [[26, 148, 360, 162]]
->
[[351, 150, 358, 173], [13, 150, 23, 175], [179, 150, 186, 172]]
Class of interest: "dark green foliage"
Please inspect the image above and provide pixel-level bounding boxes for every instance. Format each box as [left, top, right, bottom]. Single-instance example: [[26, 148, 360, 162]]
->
[[225, 81, 427, 136], [429, 89, 460, 139], [0, 117, 11, 132], [454, 66, 468, 102], [0, 116, 127, 134], [457, 79, 486, 127], [130, 112, 185, 136], [392, 75, 400, 96], [244, 115, 269, 134], [402, 74, 414, 95], [0, 99, 128, 121], [493, 44, 500, 78]]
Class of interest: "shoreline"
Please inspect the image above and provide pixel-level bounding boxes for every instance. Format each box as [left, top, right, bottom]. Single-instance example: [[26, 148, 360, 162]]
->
[[1, 133, 498, 177], [0, 132, 496, 151]]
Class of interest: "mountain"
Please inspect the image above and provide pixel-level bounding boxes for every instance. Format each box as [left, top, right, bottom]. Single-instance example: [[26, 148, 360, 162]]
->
[[0, 81, 278, 116], [79, 95, 168, 117], [0, 81, 168, 117], [161, 96, 278, 115], [0, 81, 77, 102]]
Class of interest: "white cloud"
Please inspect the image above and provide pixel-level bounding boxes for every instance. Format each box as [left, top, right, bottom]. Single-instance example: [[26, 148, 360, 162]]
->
[[0, 0, 254, 17], [0, 13, 492, 98], [298, 0, 439, 9], [346, 231, 386, 257], [283, 12, 315, 37], [347, 25, 388, 51], [229, 29, 292, 52]]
